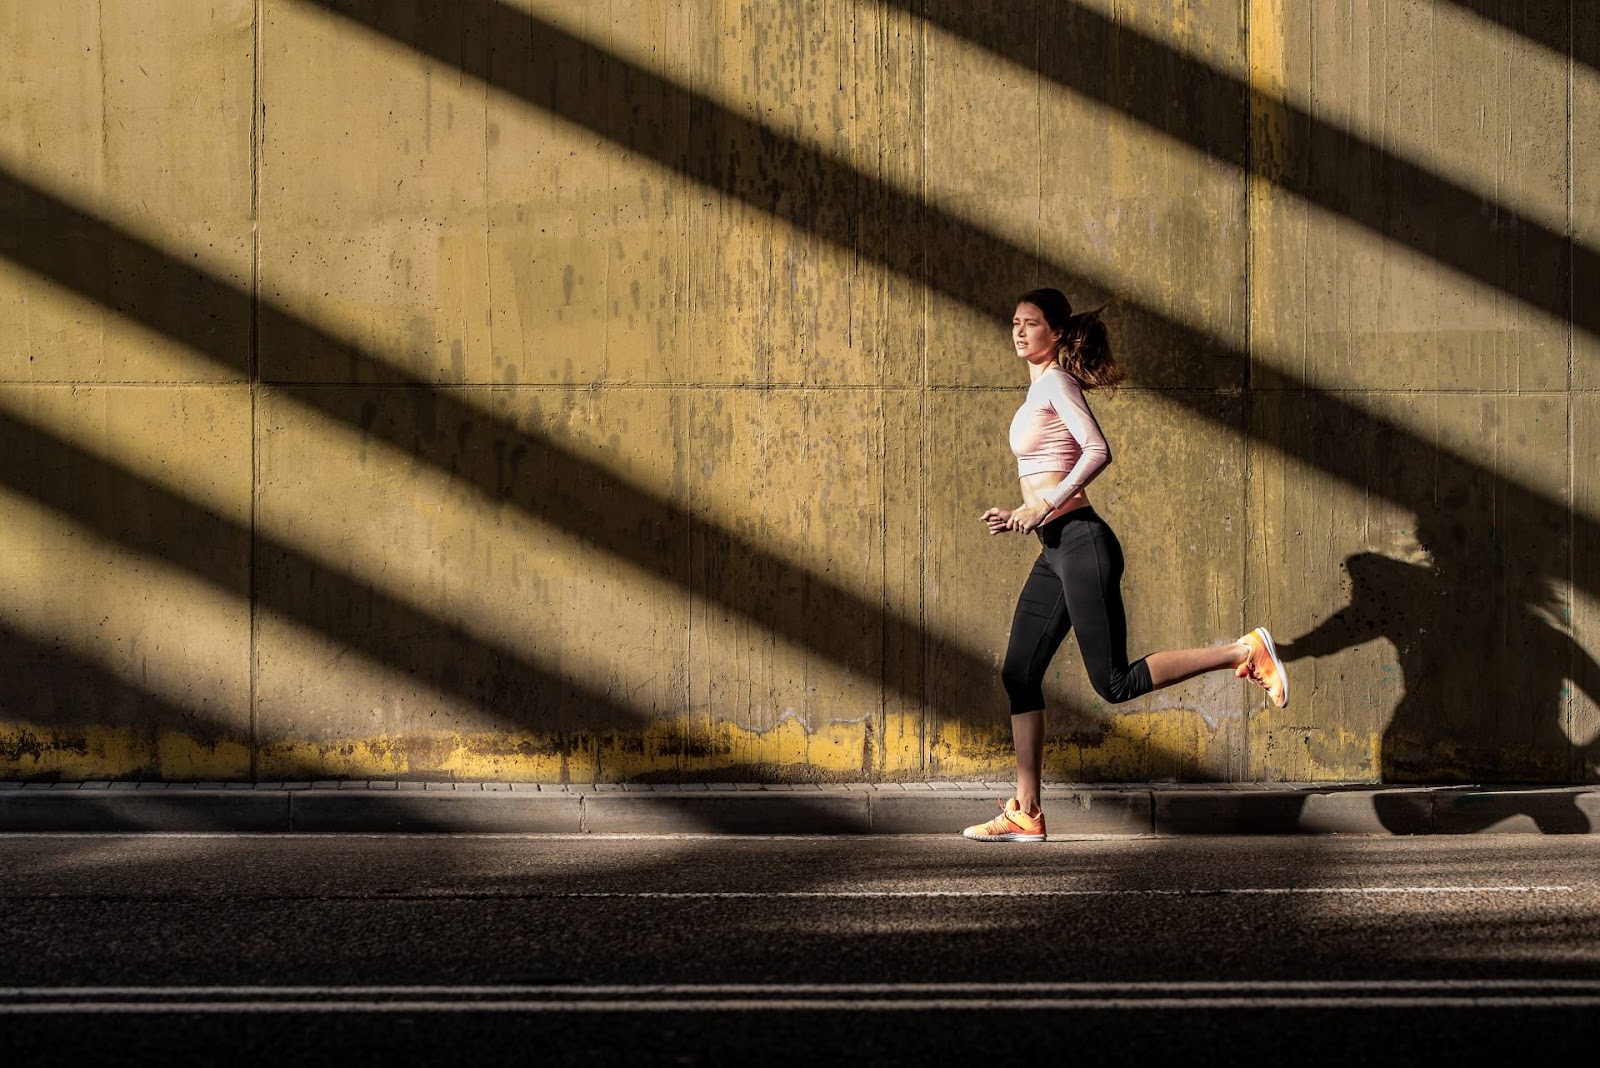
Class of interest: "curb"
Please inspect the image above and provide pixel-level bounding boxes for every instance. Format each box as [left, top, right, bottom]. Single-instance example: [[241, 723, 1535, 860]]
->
[[0, 783, 1596, 835]]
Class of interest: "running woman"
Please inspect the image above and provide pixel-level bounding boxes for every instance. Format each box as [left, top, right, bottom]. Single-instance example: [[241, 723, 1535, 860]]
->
[[962, 288, 1288, 843]]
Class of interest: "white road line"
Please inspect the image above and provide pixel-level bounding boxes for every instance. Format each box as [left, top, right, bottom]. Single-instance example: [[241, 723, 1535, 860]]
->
[[3, 886, 1575, 907], [6, 887, 1572, 904], [10, 980, 1600, 996], [6, 991, 1600, 1013]]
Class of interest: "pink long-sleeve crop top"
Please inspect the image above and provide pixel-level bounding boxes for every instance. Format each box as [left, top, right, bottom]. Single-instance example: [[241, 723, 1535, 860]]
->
[[1008, 365, 1112, 510]]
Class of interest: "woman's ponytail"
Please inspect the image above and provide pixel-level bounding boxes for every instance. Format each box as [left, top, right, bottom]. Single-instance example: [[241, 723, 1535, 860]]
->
[[1057, 299, 1124, 391]]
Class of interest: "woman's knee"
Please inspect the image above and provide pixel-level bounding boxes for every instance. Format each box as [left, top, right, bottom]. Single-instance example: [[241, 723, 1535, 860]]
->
[[1001, 660, 1045, 715], [1086, 671, 1130, 705], [1086, 659, 1152, 705]]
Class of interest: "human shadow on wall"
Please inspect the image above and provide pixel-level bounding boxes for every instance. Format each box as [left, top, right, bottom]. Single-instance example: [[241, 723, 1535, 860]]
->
[[1281, 547, 1599, 831], [1252, 385, 1599, 821], [1285, 550, 1600, 782]]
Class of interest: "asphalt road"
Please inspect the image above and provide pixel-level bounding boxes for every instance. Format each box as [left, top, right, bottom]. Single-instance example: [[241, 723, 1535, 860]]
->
[[4, 833, 1599, 1065]]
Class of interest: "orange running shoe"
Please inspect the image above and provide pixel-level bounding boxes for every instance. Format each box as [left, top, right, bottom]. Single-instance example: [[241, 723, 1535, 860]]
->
[[961, 798, 1047, 842], [1236, 626, 1289, 708]]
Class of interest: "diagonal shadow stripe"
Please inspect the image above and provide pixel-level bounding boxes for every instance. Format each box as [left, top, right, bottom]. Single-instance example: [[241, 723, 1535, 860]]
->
[[1441, 0, 1593, 73], [0, 171, 977, 738], [0, 406, 998, 799], [889, 0, 1583, 338], [0, 619, 244, 755], [0, 405, 650, 741], [290, 3, 1589, 579], [304, 0, 1229, 375]]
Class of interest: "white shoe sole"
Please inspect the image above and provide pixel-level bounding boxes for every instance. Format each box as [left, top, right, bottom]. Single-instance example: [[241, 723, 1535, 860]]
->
[[962, 831, 1047, 842], [1253, 626, 1289, 708]]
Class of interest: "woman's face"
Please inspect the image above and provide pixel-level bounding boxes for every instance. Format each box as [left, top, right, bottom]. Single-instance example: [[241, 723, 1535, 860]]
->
[[1013, 302, 1060, 364]]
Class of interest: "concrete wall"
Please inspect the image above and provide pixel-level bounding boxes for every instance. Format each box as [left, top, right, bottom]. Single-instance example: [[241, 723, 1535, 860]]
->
[[0, 0, 1593, 784]]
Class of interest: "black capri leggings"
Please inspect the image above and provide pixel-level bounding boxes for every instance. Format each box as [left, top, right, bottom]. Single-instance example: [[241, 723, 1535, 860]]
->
[[1001, 507, 1153, 713]]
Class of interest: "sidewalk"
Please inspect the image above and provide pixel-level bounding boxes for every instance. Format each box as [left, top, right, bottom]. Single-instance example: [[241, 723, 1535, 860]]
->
[[2, 781, 1597, 834]]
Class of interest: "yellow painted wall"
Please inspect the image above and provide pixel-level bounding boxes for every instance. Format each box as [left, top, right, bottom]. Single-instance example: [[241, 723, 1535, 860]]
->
[[0, 1, 1593, 783]]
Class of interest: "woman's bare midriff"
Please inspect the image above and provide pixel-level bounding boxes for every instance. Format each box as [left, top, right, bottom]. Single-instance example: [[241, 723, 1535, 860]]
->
[[1020, 471, 1090, 523]]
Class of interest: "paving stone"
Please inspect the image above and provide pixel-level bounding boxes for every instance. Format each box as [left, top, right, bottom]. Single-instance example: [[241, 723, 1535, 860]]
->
[[1154, 789, 1435, 835], [1297, 790, 1434, 834], [290, 791, 581, 833], [1433, 789, 1599, 835], [0, 789, 290, 832], [1154, 791, 1304, 833], [582, 793, 870, 834]]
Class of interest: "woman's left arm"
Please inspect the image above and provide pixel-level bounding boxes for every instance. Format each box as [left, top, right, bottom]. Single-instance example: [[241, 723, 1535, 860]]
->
[[1008, 375, 1112, 531], [1038, 372, 1111, 509]]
